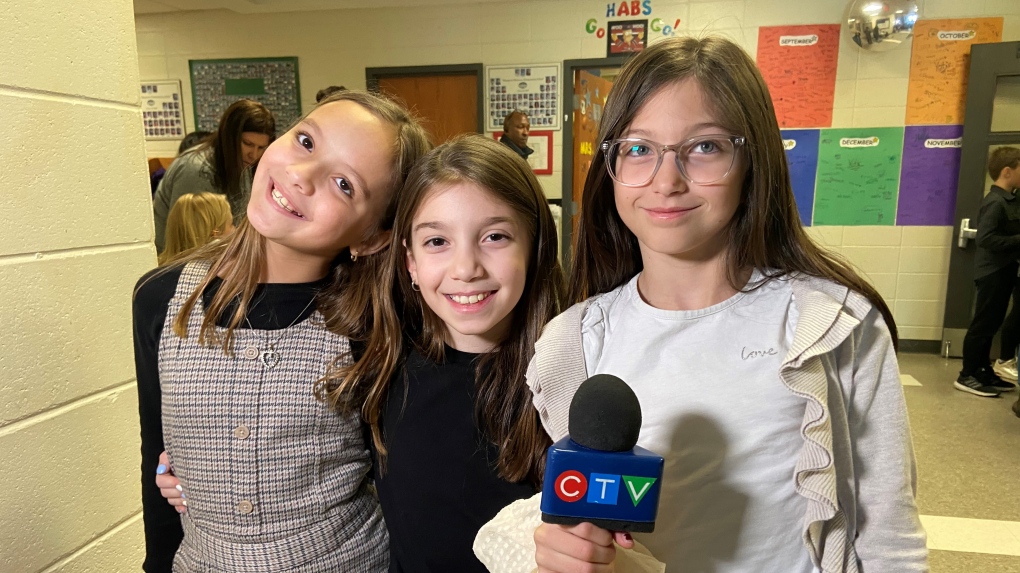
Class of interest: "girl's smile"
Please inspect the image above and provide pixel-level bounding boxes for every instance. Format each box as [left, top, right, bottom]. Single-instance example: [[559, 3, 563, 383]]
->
[[406, 181, 530, 354], [268, 179, 306, 219]]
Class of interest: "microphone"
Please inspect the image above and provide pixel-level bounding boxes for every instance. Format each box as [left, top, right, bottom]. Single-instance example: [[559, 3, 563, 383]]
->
[[540, 374, 664, 533]]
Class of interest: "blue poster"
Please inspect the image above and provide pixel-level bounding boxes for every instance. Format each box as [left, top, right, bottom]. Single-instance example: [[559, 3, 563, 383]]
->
[[781, 129, 820, 226]]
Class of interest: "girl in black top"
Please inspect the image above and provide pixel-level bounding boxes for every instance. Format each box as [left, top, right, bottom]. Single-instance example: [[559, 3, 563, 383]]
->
[[325, 135, 565, 572], [135, 90, 430, 572]]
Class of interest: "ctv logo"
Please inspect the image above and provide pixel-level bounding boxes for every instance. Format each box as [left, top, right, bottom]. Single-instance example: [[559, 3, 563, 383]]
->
[[554, 470, 657, 507]]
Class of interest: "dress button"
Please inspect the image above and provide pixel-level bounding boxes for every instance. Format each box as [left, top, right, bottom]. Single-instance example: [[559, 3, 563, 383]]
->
[[237, 500, 254, 514], [242, 346, 259, 360], [233, 425, 250, 439]]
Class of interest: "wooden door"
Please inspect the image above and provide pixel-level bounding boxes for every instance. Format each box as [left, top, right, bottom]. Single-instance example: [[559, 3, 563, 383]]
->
[[378, 74, 478, 145]]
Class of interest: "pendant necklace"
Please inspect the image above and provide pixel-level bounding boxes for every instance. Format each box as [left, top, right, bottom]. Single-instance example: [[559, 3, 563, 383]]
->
[[242, 295, 317, 369]]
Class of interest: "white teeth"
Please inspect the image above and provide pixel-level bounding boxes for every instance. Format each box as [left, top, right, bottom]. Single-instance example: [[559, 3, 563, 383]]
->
[[451, 292, 488, 304], [271, 188, 302, 217]]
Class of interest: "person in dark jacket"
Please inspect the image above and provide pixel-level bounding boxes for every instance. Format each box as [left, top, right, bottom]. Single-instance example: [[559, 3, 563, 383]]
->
[[957, 146, 1020, 397], [498, 110, 533, 161]]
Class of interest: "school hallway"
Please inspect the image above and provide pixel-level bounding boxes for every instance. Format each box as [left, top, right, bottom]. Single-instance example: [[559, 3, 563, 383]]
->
[[899, 352, 1020, 572]]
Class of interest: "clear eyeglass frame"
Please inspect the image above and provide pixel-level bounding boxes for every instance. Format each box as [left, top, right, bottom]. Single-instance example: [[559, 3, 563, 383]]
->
[[600, 135, 747, 186]]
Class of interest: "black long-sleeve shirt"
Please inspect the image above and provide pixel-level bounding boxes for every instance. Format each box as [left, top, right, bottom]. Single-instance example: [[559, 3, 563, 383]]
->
[[132, 266, 324, 573], [975, 185, 1020, 279], [374, 347, 537, 573]]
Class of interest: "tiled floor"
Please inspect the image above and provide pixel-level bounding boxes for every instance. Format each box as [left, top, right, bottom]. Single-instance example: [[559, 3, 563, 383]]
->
[[899, 352, 1020, 572]]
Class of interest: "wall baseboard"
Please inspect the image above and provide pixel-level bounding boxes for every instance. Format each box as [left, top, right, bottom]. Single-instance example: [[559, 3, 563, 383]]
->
[[899, 339, 942, 354]]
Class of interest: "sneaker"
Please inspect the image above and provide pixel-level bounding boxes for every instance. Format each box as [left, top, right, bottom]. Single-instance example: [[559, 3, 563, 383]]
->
[[977, 367, 1017, 392], [954, 374, 1001, 397], [993, 358, 1019, 382]]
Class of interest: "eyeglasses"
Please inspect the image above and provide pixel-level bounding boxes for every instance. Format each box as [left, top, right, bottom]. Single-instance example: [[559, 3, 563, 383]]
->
[[601, 135, 746, 186]]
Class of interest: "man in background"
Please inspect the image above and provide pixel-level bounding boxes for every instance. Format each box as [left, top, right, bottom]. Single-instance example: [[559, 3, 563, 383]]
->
[[499, 110, 533, 161], [957, 146, 1020, 398]]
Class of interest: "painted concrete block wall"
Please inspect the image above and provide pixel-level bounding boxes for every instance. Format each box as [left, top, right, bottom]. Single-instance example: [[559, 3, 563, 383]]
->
[[2, 0, 155, 571], [134, 0, 1020, 341]]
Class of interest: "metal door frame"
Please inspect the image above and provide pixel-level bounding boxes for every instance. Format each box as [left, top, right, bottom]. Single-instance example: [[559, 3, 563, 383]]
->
[[559, 56, 630, 266], [943, 41, 1020, 357]]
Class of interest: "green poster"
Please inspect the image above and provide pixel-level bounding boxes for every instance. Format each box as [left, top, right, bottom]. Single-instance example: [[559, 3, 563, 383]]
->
[[813, 127, 903, 226]]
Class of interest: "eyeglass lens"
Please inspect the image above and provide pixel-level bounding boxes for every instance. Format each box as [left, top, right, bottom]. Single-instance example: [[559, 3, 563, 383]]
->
[[607, 137, 739, 185]]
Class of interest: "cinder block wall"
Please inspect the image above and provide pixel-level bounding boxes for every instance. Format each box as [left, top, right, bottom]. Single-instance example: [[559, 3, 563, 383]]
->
[[135, 0, 1020, 342], [0, 0, 155, 570]]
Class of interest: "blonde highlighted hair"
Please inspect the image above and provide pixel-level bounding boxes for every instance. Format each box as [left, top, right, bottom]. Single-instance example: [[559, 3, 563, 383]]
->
[[139, 90, 431, 355], [158, 192, 232, 265]]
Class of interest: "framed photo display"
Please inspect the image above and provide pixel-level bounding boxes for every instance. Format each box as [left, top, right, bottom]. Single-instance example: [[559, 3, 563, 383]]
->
[[607, 20, 648, 56], [141, 80, 186, 140], [492, 130, 554, 175], [189, 57, 301, 134], [485, 63, 562, 131]]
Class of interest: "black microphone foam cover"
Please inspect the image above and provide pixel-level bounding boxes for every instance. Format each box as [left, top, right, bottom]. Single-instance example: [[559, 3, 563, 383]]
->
[[568, 374, 642, 452]]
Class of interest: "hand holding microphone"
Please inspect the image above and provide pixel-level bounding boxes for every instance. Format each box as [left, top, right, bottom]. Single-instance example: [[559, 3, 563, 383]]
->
[[534, 374, 664, 572], [540, 373, 663, 532]]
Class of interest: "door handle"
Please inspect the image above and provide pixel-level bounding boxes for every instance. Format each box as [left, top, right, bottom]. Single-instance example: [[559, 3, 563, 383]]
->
[[958, 218, 977, 248]]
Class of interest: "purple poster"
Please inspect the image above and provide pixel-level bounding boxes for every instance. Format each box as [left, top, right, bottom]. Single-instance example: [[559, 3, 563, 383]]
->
[[897, 125, 963, 226]]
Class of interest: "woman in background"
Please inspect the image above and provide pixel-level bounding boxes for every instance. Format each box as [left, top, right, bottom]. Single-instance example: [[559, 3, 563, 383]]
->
[[153, 99, 275, 252]]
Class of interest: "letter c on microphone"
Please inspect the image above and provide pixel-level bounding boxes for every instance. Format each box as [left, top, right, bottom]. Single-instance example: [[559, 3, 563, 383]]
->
[[555, 470, 588, 502]]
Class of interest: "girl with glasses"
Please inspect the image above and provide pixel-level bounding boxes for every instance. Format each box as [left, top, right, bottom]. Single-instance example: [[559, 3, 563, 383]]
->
[[528, 36, 927, 572]]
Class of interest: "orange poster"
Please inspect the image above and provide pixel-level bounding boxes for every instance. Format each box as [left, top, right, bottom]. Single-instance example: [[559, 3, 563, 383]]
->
[[756, 25, 840, 128], [906, 18, 1003, 125]]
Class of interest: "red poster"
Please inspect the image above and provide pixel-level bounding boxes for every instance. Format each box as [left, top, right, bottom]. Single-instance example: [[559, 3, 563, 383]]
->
[[756, 25, 840, 128]]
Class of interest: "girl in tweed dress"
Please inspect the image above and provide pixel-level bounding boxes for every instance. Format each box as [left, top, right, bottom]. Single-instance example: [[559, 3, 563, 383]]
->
[[325, 136, 565, 572], [528, 37, 928, 572], [133, 90, 430, 572]]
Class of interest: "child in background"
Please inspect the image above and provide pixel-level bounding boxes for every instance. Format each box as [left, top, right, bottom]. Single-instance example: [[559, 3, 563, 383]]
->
[[134, 90, 430, 572], [528, 36, 928, 572], [158, 192, 234, 265], [326, 135, 565, 573]]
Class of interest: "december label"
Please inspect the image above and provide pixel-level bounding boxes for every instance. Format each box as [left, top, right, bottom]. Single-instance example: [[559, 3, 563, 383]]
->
[[840, 137, 880, 148]]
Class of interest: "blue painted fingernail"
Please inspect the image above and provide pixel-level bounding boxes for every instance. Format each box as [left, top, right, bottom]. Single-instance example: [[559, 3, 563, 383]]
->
[[181, 493, 186, 499], [156, 464, 167, 474]]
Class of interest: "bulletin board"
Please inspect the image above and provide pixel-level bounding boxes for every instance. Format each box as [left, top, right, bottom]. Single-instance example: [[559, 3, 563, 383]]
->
[[781, 129, 821, 226], [485, 64, 561, 131], [905, 18, 1003, 125], [813, 128, 904, 226], [756, 24, 840, 128], [141, 80, 186, 140], [897, 125, 963, 226], [189, 57, 301, 134]]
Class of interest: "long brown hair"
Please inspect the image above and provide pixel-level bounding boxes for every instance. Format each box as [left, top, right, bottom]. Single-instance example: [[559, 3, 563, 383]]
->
[[328, 135, 564, 487], [572, 36, 898, 346], [201, 99, 276, 203], [159, 90, 431, 352]]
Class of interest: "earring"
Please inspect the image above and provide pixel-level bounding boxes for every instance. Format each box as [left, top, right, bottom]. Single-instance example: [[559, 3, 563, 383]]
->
[[410, 279, 420, 292], [350, 251, 358, 262]]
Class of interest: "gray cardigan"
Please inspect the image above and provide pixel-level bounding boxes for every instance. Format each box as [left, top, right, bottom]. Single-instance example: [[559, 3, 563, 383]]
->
[[527, 274, 928, 572]]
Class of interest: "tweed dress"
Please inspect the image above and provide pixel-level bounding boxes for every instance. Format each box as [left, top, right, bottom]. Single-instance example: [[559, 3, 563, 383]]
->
[[159, 262, 388, 572]]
